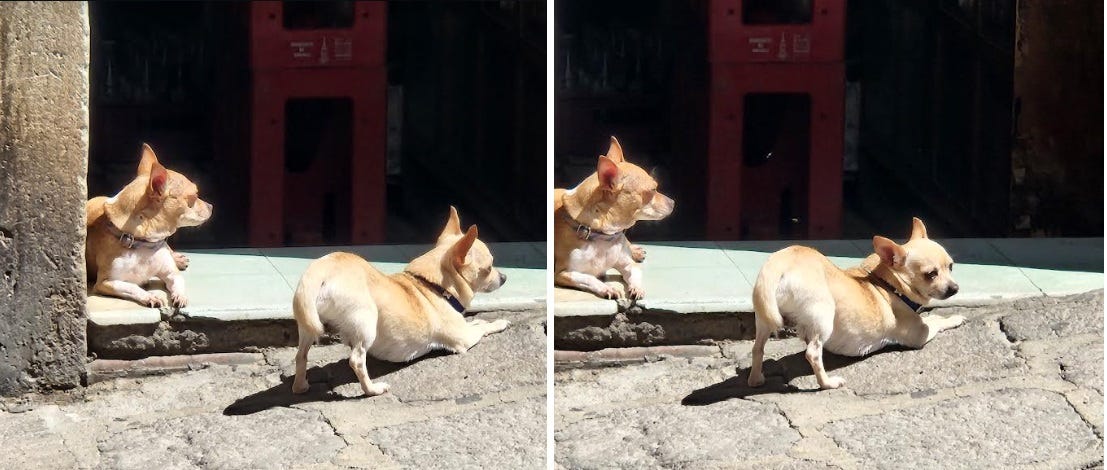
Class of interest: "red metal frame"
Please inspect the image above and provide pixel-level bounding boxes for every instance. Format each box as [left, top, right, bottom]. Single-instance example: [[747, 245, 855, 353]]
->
[[706, 63, 845, 239], [247, 2, 387, 246], [709, 0, 846, 64]]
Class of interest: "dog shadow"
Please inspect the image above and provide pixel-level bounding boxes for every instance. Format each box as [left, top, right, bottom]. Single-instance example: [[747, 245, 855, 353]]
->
[[681, 346, 910, 406], [222, 351, 449, 416]]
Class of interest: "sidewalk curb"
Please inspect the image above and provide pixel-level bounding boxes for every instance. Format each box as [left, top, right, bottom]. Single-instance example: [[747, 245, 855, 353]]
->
[[87, 352, 263, 384]]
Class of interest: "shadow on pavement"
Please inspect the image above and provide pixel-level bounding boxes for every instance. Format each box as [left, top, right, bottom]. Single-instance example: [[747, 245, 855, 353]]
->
[[222, 352, 448, 415], [680, 347, 909, 405]]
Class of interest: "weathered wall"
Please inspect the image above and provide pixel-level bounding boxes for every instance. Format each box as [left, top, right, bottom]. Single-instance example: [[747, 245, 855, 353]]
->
[[1012, 0, 1104, 236], [0, 2, 90, 394]]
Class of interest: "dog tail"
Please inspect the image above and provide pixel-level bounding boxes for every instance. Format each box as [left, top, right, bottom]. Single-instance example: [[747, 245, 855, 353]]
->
[[292, 272, 327, 340], [752, 259, 785, 332]]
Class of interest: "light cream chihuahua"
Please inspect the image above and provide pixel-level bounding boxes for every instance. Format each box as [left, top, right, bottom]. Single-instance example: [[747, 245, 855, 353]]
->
[[86, 144, 213, 308], [748, 218, 964, 390], [291, 207, 509, 396], [553, 136, 675, 299]]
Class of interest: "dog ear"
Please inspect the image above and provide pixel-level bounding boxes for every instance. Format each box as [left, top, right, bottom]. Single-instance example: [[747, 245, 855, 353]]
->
[[452, 225, 478, 267], [438, 206, 463, 242], [909, 217, 929, 240], [147, 161, 168, 197], [873, 236, 906, 267], [606, 136, 625, 163], [137, 143, 159, 175], [597, 155, 619, 190]]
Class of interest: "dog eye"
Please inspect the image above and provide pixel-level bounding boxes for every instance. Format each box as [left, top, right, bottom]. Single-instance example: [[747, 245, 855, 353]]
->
[[949, 263, 954, 272], [925, 270, 938, 280]]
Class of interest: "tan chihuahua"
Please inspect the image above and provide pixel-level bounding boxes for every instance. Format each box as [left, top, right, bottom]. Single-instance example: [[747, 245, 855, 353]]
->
[[291, 207, 509, 396], [748, 218, 964, 390], [86, 144, 213, 308], [554, 137, 675, 299]]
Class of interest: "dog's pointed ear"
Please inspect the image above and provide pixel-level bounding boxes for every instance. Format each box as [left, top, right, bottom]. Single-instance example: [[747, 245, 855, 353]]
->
[[438, 206, 463, 242], [137, 143, 159, 175], [606, 136, 625, 163], [874, 236, 907, 268], [910, 217, 929, 240], [452, 225, 478, 267], [597, 155, 619, 190], [147, 161, 168, 198]]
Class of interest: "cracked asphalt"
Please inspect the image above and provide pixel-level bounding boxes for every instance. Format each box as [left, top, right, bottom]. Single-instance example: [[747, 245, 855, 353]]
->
[[555, 291, 1105, 469], [0, 309, 546, 469]]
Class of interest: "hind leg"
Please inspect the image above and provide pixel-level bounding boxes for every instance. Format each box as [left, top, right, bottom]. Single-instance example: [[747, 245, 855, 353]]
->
[[806, 337, 844, 389], [349, 342, 389, 396], [292, 328, 315, 394], [803, 302, 844, 389], [346, 311, 388, 397], [747, 316, 774, 387]]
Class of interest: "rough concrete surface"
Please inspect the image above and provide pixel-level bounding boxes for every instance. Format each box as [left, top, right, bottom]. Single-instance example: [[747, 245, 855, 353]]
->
[[556, 291, 1104, 469], [0, 310, 546, 469], [0, 2, 90, 395]]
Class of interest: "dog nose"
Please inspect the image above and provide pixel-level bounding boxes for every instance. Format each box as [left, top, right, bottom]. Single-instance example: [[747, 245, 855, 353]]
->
[[499, 272, 507, 286], [945, 283, 959, 298]]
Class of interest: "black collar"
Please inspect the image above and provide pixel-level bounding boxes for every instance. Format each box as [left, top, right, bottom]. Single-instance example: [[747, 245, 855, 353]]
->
[[103, 219, 167, 250], [404, 271, 466, 314], [867, 271, 923, 313], [562, 213, 624, 242]]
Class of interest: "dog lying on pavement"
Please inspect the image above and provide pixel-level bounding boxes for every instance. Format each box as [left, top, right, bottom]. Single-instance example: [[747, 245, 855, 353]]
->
[[747, 218, 963, 390], [291, 207, 510, 397]]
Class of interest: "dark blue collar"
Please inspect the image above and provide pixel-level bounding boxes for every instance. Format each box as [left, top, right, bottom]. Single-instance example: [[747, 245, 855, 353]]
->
[[562, 212, 625, 242], [405, 271, 466, 314], [868, 272, 923, 313]]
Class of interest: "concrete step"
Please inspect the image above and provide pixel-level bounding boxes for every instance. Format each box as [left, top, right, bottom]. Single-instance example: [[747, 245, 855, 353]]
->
[[553, 238, 1103, 350], [88, 242, 546, 359]]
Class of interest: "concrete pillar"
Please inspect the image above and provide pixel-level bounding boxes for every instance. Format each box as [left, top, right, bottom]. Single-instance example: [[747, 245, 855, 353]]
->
[[0, 2, 90, 394]]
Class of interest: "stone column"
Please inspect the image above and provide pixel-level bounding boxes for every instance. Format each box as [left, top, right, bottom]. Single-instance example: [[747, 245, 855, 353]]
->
[[0, 2, 90, 394]]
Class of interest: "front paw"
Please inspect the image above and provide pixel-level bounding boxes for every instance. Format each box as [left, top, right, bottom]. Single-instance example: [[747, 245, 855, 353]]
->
[[594, 284, 620, 299], [630, 244, 647, 263], [143, 290, 169, 308], [943, 314, 966, 329], [627, 285, 645, 300], [171, 291, 188, 308], [173, 251, 190, 271], [489, 319, 511, 333]]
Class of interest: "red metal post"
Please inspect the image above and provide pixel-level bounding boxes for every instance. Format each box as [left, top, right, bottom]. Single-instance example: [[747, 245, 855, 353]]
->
[[247, 1, 387, 247], [707, 0, 846, 240]]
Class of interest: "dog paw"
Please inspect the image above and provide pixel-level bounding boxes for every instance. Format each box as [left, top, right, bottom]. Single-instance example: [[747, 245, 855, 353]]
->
[[747, 373, 766, 388], [946, 314, 966, 328], [364, 382, 390, 397], [171, 291, 188, 308], [820, 376, 846, 390], [489, 319, 511, 333], [595, 284, 620, 299], [144, 291, 169, 308], [291, 380, 311, 394], [173, 251, 190, 271], [630, 244, 647, 263], [627, 285, 645, 300]]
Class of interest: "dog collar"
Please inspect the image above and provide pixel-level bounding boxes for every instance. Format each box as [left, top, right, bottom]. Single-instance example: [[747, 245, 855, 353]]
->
[[404, 271, 466, 314], [867, 271, 923, 313], [562, 213, 624, 242], [103, 219, 167, 250]]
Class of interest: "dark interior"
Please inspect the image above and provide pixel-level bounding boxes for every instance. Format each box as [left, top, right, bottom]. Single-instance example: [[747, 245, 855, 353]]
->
[[88, 1, 546, 248]]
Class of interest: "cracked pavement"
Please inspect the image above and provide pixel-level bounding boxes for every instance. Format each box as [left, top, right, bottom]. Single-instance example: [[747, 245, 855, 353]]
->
[[0, 309, 546, 469], [555, 291, 1104, 469]]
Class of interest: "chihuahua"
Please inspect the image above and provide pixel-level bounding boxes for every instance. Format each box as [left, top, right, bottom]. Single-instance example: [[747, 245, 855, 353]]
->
[[747, 218, 964, 390], [553, 137, 674, 299], [86, 144, 213, 307], [291, 207, 509, 396]]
